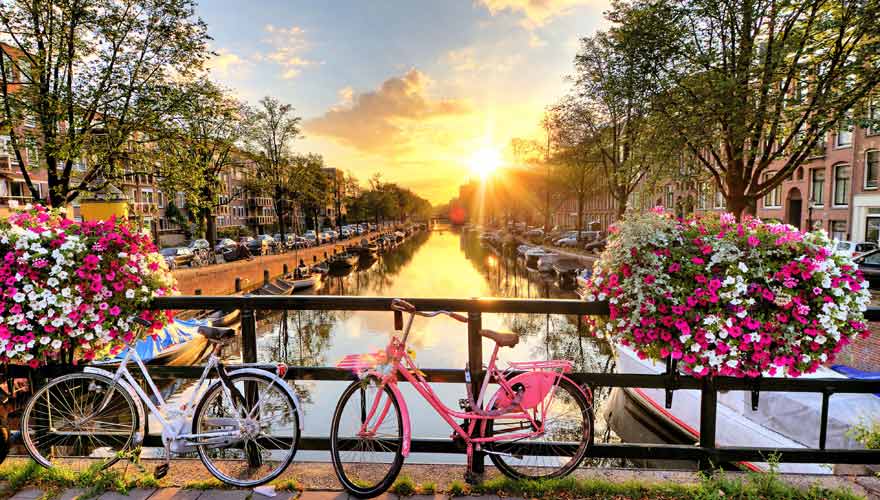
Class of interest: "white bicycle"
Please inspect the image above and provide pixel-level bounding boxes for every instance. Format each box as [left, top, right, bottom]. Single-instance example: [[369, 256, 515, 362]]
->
[[20, 319, 303, 487]]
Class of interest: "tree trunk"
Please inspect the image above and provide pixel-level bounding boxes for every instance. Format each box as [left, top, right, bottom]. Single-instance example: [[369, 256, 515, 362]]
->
[[724, 172, 756, 220], [204, 208, 217, 247], [577, 192, 585, 242]]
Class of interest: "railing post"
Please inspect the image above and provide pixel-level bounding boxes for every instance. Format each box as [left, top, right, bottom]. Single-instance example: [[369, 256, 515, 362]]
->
[[699, 377, 717, 472], [241, 308, 257, 364], [234, 277, 242, 293], [283, 263, 288, 275], [467, 310, 485, 474], [263, 269, 270, 286]]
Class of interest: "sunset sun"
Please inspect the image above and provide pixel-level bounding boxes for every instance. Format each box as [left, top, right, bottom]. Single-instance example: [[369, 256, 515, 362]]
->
[[468, 147, 504, 180]]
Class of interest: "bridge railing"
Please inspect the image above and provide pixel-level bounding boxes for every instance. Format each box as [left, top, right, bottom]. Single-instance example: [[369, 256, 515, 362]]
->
[[9, 295, 880, 472]]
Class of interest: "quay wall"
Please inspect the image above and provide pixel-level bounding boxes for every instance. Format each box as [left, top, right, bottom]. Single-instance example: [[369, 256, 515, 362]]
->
[[171, 231, 381, 295]]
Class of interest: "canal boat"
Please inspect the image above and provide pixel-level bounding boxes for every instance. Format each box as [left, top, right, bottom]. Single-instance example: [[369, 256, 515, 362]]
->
[[329, 252, 359, 271], [113, 318, 219, 366], [552, 259, 582, 290], [524, 247, 552, 270], [606, 344, 880, 474], [536, 252, 560, 273]]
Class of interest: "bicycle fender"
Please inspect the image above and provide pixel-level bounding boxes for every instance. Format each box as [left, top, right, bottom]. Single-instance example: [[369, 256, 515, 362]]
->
[[227, 368, 304, 431], [82, 367, 147, 444], [385, 381, 412, 458]]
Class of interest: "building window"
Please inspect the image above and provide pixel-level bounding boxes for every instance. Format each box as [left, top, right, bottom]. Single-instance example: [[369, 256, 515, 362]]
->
[[866, 217, 880, 243], [831, 221, 847, 241], [833, 164, 851, 206], [763, 172, 782, 208], [836, 116, 853, 147], [810, 169, 825, 206], [866, 150, 879, 190], [714, 189, 725, 209]]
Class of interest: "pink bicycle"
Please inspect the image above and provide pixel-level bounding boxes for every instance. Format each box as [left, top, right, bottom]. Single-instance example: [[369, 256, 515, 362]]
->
[[331, 299, 594, 498]]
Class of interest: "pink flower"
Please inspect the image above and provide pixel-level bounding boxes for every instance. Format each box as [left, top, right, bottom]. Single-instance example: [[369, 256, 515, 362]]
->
[[643, 275, 656, 285], [747, 235, 760, 247]]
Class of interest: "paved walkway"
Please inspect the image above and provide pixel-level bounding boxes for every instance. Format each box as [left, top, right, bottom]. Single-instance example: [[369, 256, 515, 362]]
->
[[7, 487, 505, 500]]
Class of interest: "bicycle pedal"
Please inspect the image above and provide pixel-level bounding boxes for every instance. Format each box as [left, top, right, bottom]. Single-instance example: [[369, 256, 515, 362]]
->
[[154, 463, 169, 479]]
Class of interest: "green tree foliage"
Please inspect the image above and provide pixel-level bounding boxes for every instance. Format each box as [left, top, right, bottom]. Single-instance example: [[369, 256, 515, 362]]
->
[[610, 0, 880, 217], [242, 96, 311, 237], [156, 78, 245, 245], [0, 0, 209, 206], [346, 174, 431, 224]]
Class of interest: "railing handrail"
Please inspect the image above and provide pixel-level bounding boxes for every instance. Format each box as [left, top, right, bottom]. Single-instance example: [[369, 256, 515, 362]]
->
[[151, 294, 880, 321]]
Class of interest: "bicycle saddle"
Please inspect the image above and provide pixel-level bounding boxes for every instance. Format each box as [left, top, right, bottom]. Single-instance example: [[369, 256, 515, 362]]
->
[[480, 329, 519, 348], [197, 325, 236, 341]]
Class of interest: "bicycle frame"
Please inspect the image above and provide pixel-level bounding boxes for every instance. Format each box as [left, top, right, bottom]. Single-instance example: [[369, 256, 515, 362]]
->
[[85, 346, 260, 448], [347, 308, 585, 460]]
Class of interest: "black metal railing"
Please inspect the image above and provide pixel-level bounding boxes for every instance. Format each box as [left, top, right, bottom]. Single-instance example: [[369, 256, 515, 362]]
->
[[9, 295, 880, 472]]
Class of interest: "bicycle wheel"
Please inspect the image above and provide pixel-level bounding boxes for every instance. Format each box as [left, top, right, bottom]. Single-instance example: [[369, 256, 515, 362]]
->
[[485, 377, 593, 479], [193, 372, 299, 487], [330, 377, 404, 498], [21, 372, 139, 474]]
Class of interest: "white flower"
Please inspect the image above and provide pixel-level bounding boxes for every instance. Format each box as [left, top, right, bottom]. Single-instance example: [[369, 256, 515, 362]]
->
[[50, 339, 63, 349], [737, 262, 748, 273], [40, 336, 51, 345]]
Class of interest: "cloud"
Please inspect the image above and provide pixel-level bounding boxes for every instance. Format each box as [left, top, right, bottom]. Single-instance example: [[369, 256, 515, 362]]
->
[[260, 24, 318, 79], [206, 48, 247, 77], [305, 69, 471, 153], [477, 0, 591, 29], [337, 86, 354, 106]]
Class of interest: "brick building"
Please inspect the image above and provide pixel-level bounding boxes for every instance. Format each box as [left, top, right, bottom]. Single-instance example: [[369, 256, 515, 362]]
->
[[756, 117, 880, 243]]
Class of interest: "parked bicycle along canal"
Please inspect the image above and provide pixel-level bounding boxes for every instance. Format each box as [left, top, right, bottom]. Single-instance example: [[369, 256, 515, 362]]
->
[[238, 224, 617, 465]]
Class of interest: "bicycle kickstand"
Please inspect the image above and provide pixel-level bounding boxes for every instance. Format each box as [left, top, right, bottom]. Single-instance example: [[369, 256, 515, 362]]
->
[[464, 444, 481, 485], [154, 440, 171, 480]]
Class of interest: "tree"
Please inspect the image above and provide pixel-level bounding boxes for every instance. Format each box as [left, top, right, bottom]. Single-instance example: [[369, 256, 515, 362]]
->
[[548, 98, 602, 239], [0, 0, 209, 206], [157, 78, 245, 246], [568, 29, 670, 218], [613, 0, 880, 217], [510, 113, 569, 230], [243, 96, 303, 238]]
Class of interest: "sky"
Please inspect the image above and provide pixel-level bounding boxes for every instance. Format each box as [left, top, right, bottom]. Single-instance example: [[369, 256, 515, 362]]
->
[[200, 0, 610, 204]]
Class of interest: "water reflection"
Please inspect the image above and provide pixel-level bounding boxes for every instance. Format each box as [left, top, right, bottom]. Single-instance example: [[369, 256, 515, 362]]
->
[[253, 226, 618, 463]]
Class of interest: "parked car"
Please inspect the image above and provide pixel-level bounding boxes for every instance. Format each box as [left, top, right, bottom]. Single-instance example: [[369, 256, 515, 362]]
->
[[160, 247, 194, 268], [525, 228, 544, 240], [253, 234, 275, 255], [214, 238, 244, 262], [584, 237, 607, 255], [855, 249, 880, 289], [188, 239, 210, 251], [835, 240, 878, 258]]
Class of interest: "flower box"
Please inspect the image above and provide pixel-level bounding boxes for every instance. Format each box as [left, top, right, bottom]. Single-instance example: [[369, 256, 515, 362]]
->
[[583, 209, 870, 378], [0, 205, 176, 366]]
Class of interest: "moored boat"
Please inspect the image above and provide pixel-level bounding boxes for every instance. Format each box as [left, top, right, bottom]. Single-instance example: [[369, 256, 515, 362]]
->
[[329, 252, 359, 271], [605, 344, 880, 474]]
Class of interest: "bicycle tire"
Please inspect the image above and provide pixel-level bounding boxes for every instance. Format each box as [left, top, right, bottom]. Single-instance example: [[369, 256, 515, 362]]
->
[[485, 377, 593, 480], [193, 371, 300, 487], [21, 372, 139, 474], [330, 377, 404, 498]]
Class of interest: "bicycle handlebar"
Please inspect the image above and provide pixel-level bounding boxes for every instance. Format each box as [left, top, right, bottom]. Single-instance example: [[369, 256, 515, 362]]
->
[[390, 298, 468, 323]]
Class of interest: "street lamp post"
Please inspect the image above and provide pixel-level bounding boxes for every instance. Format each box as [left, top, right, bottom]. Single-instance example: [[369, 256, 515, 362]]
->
[[807, 194, 815, 231]]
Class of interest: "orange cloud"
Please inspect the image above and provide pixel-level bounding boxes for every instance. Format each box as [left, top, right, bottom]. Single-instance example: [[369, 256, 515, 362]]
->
[[261, 24, 318, 79], [304, 69, 471, 153], [478, 0, 591, 28]]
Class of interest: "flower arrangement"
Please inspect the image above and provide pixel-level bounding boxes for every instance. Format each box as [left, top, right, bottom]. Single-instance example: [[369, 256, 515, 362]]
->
[[0, 205, 176, 366], [583, 208, 870, 378]]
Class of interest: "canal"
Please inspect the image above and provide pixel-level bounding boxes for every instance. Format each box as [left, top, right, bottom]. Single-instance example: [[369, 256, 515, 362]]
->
[[249, 225, 618, 464]]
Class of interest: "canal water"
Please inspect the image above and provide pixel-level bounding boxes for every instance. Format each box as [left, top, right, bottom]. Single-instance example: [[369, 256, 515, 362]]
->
[[250, 225, 618, 464]]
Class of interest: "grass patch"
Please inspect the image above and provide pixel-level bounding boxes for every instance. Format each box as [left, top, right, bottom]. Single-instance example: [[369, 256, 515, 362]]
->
[[467, 470, 863, 500], [419, 481, 437, 495], [389, 475, 416, 496], [182, 478, 226, 490], [0, 460, 160, 499], [446, 480, 469, 497], [270, 478, 302, 492]]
